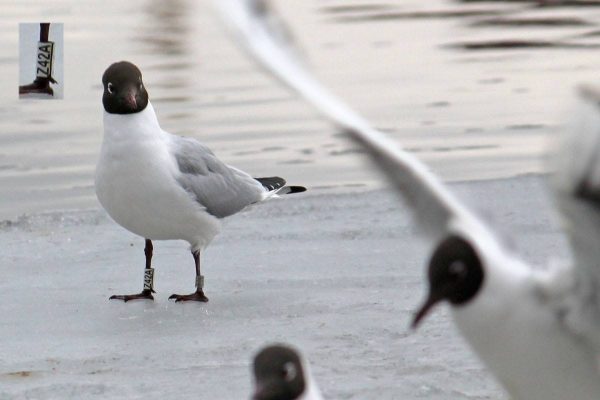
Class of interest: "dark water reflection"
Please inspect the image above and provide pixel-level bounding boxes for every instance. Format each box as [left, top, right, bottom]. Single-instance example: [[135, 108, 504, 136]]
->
[[471, 16, 589, 26], [331, 9, 505, 23], [135, 0, 191, 56], [450, 40, 600, 49]]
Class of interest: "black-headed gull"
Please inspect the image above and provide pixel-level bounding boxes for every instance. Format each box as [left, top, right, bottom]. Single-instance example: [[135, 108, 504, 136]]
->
[[95, 61, 305, 302], [216, 1, 600, 398], [252, 344, 323, 400]]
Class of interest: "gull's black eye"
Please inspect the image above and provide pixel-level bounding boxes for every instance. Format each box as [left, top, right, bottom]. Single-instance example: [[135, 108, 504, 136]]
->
[[282, 362, 297, 382], [107, 82, 115, 94]]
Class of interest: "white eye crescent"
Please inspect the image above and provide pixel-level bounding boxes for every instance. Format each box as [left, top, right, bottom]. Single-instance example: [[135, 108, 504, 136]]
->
[[283, 362, 297, 381], [107, 82, 114, 94]]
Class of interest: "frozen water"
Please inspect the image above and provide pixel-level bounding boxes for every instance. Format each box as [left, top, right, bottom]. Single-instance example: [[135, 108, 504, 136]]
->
[[0, 175, 567, 399]]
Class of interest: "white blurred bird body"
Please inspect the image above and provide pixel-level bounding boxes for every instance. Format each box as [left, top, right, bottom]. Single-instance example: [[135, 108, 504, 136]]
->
[[452, 258, 600, 400]]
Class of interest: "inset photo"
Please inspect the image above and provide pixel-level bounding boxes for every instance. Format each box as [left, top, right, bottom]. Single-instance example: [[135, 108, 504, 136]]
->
[[19, 22, 63, 99]]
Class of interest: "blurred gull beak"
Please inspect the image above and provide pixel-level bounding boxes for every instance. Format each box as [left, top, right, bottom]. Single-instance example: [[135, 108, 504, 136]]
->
[[412, 293, 442, 329]]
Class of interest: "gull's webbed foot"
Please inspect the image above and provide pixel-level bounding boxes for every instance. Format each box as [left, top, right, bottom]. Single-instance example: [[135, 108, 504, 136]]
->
[[19, 78, 54, 96], [109, 289, 154, 302], [168, 289, 209, 302]]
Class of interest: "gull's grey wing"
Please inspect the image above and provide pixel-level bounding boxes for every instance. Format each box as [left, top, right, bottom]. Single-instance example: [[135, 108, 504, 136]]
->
[[173, 136, 265, 218], [214, 0, 492, 242], [551, 85, 600, 350]]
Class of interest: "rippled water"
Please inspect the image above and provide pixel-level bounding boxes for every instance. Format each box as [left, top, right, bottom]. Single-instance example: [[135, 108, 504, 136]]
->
[[1, 0, 600, 219]]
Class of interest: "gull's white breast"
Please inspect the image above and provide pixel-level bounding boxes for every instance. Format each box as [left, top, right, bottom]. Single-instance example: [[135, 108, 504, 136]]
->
[[452, 259, 600, 400], [95, 104, 220, 249]]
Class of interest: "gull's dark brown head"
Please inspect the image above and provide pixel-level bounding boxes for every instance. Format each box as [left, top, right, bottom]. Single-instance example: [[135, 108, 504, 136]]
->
[[102, 61, 149, 114], [412, 235, 485, 329], [252, 344, 306, 400]]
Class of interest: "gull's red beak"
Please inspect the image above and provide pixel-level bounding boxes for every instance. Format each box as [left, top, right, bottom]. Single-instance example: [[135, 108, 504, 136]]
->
[[125, 90, 137, 109]]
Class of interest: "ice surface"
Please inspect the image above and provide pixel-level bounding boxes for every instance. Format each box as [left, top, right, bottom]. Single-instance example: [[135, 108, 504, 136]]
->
[[0, 175, 567, 399]]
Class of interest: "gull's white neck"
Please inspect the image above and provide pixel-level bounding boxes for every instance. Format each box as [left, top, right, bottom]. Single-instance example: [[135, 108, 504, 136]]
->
[[102, 101, 162, 142], [300, 381, 323, 400], [300, 360, 324, 400]]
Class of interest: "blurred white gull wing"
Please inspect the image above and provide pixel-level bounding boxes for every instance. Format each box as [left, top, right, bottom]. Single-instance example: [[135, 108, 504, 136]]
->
[[551, 85, 600, 352], [215, 0, 496, 244]]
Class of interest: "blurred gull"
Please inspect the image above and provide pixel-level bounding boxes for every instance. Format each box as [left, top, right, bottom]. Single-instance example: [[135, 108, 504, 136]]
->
[[95, 61, 305, 302], [216, 0, 600, 398], [252, 344, 323, 400]]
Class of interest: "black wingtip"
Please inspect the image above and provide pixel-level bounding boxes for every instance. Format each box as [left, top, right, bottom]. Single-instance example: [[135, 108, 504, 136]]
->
[[276, 185, 306, 195], [255, 177, 306, 194], [286, 186, 307, 194]]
